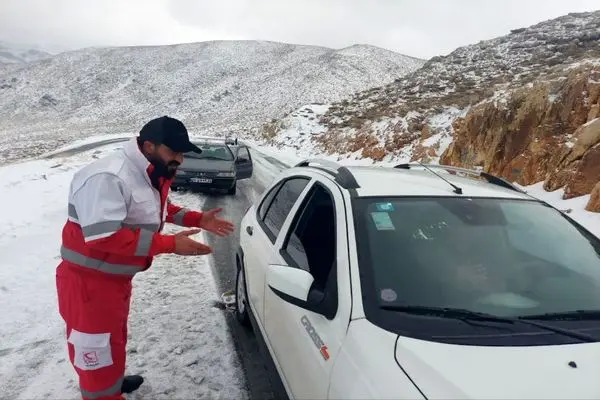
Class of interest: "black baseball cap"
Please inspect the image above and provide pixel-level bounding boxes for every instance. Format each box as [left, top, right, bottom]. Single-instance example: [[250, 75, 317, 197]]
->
[[138, 116, 202, 153]]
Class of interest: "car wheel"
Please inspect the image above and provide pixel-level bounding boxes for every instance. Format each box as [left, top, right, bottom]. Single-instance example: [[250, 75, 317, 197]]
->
[[228, 183, 237, 195], [235, 262, 251, 328]]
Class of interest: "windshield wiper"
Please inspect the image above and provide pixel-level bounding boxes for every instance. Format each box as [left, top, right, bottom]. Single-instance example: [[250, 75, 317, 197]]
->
[[382, 305, 597, 342], [520, 310, 600, 321], [380, 305, 516, 323]]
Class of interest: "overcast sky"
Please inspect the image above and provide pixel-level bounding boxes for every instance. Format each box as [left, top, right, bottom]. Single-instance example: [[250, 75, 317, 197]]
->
[[1, 0, 598, 59]]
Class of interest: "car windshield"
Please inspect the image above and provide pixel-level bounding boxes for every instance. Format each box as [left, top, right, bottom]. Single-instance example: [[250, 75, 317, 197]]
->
[[354, 197, 600, 319], [186, 143, 233, 161]]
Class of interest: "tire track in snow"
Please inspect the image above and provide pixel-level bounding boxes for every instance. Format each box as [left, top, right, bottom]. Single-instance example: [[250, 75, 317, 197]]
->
[[196, 147, 289, 400], [168, 186, 287, 400], [166, 146, 290, 400]]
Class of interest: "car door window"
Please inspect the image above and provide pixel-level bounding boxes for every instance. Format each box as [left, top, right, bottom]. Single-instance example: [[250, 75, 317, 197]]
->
[[282, 183, 336, 288], [280, 183, 338, 318], [261, 177, 310, 242], [237, 146, 250, 162], [258, 182, 282, 221]]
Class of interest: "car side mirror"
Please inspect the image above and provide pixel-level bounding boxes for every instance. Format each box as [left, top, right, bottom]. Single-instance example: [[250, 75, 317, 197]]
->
[[267, 264, 314, 302], [267, 263, 335, 319]]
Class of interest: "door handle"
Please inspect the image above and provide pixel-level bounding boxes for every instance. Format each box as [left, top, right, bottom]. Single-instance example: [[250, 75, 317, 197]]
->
[[246, 226, 253, 235]]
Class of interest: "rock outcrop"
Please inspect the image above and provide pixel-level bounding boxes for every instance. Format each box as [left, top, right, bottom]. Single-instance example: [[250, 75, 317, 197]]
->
[[586, 182, 600, 212], [441, 65, 600, 211]]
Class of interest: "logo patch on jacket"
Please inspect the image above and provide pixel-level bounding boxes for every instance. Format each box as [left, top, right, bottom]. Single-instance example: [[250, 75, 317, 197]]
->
[[83, 351, 99, 366]]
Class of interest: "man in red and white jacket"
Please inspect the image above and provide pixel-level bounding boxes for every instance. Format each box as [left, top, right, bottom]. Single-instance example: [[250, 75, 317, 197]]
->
[[56, 116, 235, 400]]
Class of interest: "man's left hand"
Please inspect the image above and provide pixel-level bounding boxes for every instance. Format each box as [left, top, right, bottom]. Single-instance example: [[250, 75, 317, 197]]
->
[[199, 208, 235, 237]]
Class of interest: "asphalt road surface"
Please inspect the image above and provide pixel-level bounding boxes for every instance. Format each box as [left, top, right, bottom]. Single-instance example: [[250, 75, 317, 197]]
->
[[44, 137, 130, 158], [170, 147, 291, 400]]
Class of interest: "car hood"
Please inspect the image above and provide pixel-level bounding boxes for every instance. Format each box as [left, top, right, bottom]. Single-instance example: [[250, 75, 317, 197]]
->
[[180, 158, 233, 172], [396, 335, 600, 399]]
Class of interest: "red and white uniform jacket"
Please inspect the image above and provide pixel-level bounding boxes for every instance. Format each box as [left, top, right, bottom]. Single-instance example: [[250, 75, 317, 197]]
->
[[60, 138, 203, 279]]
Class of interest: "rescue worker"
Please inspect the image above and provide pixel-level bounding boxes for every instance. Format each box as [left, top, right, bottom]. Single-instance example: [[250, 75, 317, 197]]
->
[[55, 116, 235, 400]]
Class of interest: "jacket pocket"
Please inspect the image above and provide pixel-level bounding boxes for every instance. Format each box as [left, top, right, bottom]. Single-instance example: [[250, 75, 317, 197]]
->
[[126, 189, 160, 228]]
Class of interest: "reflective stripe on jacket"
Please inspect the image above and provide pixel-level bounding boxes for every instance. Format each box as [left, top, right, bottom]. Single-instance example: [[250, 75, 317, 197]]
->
[[60, 138, 203, 278]]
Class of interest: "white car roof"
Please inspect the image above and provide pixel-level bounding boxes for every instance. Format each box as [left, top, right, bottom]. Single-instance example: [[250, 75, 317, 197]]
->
[[292, 160, 534, 200], [348, 166, 531, 199]]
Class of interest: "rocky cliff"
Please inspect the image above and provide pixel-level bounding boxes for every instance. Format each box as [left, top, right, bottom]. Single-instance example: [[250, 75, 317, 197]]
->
[[260, 10, 600, 212], [441, 64, 600, 210]]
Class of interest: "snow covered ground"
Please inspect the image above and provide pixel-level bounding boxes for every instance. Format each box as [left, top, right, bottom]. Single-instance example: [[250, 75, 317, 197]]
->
[[0, 141, 246, 399], [1, 134, 599, 400]]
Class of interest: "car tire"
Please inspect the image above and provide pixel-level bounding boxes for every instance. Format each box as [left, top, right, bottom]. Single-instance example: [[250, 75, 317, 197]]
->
[[228, 183, 237, 195], [235, 262, 251, 328]]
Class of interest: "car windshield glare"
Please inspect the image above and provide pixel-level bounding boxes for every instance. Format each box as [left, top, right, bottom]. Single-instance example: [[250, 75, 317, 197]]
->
[[355, 197, 600, 319], [186, 144, 233, 161]]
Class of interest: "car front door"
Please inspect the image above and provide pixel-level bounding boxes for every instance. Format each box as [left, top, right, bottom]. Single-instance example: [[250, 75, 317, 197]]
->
[[264, 178, 352, 400], [235, 145, 253, 180], [243, 175, 312, 328]]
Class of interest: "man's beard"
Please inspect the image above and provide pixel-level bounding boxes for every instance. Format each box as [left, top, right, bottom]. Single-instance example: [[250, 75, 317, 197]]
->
[[148, 155, 180, 186]]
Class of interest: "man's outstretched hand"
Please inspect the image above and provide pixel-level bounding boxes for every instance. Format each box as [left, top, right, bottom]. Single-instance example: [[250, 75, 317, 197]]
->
[[174, 229, 212, 255], [199, 208, 235, 237]]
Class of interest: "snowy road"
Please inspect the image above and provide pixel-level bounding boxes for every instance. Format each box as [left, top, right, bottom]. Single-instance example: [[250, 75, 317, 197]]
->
[[163, 146, 292, 400], [0, 141, 285, 400]]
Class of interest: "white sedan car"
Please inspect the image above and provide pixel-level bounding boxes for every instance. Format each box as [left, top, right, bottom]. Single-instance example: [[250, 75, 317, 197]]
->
[[234, 159, 600, 400]]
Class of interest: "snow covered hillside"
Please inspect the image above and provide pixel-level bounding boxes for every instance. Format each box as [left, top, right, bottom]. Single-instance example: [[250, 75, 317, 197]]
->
[[0, 40, 53, 64], [260, 10, 600, 212], [262, 10, 600, 160], [0, 40, 424, 163]]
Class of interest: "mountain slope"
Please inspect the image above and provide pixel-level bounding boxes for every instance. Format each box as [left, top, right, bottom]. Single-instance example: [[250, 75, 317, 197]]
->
[[0, 41, 53, 64], [261, 11, 600, 211], [0, 40, 424, 163]]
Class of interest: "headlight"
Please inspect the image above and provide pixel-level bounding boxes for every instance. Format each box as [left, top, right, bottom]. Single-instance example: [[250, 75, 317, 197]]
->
[[217, 171, 235, 177]]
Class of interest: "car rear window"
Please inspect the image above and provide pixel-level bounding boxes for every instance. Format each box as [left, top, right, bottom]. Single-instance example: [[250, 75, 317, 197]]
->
[[186, 144, 233, 161]]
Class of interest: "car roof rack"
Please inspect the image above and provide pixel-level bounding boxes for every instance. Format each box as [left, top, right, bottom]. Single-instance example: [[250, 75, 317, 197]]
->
[[294, 159, 360, 189], [394, 163, 526, 193]]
